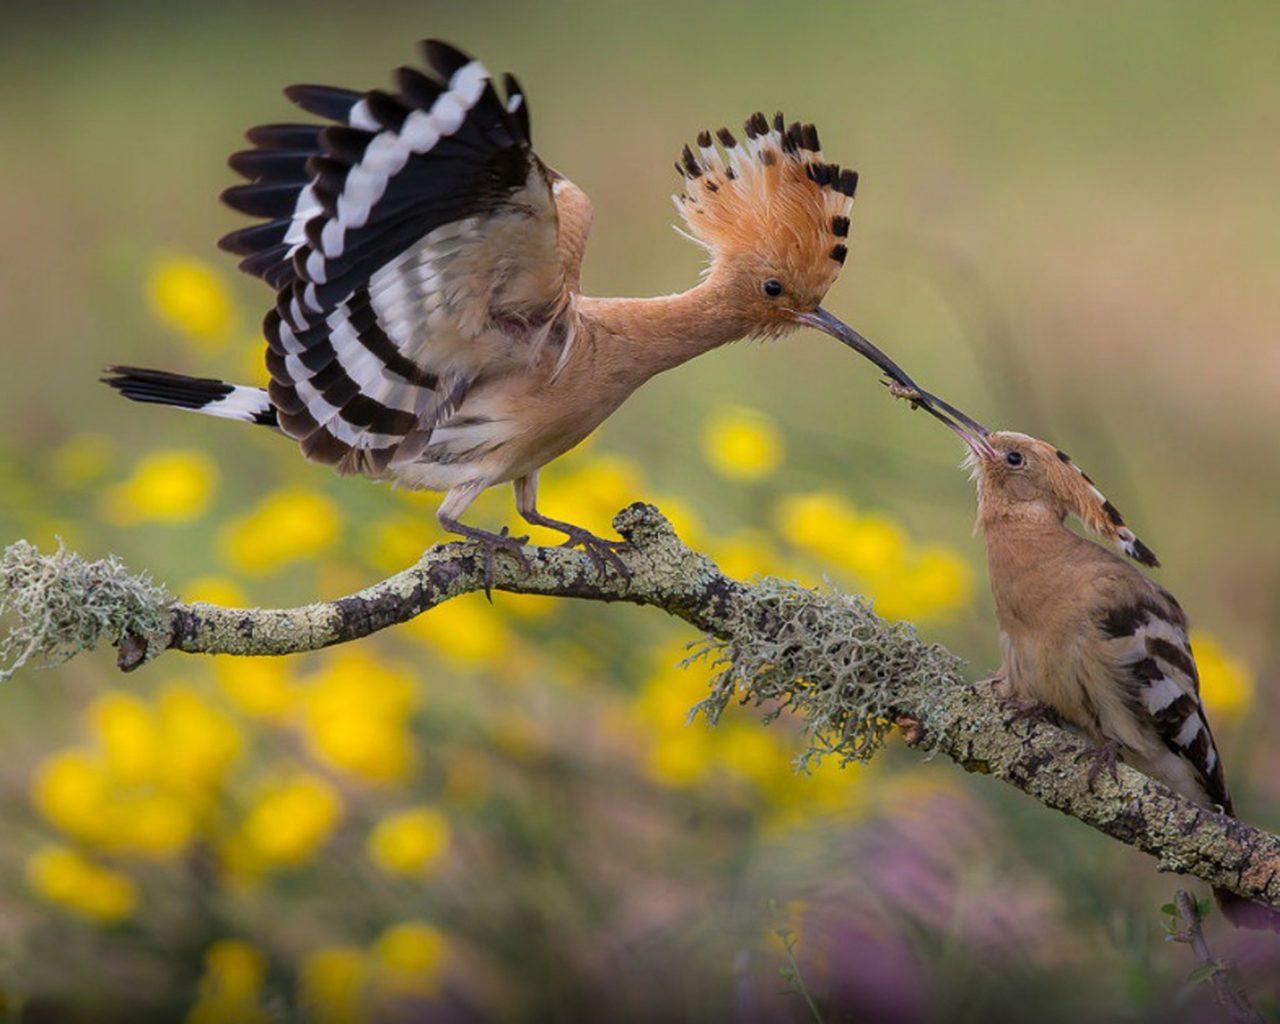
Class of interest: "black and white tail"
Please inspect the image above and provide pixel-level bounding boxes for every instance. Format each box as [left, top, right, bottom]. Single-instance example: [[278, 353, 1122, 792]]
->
[[102, 367, 278, 428]]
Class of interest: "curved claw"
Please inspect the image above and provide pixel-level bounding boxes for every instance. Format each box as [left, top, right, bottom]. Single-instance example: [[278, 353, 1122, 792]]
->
[[474, 527, 531, 601], [1075, 739, 1122, 790], [558, 528, 631, 582]]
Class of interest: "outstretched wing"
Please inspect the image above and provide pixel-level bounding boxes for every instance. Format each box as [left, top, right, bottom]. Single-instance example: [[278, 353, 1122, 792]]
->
[[1097, 582, 1230, 810], [219, 40, 571, 474]]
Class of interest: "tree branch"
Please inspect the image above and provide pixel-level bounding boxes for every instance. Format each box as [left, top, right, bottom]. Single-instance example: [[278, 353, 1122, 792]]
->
[[4, 503, 1279, 912], [1170, 890, 1265, 1024]]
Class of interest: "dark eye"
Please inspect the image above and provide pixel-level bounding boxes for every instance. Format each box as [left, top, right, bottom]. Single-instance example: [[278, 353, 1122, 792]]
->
[[1005, 450, 1024, 467], [762, 279, 784, 298]]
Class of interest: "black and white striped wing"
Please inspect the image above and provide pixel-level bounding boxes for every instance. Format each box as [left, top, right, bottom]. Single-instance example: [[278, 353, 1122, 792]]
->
[[219, 40, 567, 472], [1098, 584, 1230, 810]]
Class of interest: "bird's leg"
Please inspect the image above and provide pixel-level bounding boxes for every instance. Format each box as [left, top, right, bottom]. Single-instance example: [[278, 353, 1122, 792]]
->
[[513, 473, 630, 580], [1075, 739, 1123, 789], [437, 481, 529, 600]]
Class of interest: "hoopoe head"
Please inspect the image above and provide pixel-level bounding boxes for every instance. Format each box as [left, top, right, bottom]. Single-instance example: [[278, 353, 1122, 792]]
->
[[674, 113, 857, 338], [955, 429, 1160, 567]]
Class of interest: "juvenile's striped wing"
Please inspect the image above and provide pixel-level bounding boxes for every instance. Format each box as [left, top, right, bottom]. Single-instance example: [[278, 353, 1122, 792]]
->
[[1098, 583, 1230, 810], [219, 40, 569, 473]]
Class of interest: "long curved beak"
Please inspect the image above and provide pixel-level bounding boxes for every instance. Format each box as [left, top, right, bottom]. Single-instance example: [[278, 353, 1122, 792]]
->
[[796, 306, 996, 457]]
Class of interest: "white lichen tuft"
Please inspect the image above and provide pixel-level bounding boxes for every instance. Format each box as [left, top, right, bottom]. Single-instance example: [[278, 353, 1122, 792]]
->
[[0, 540, 172, 682], [691, 577, 964, 766]]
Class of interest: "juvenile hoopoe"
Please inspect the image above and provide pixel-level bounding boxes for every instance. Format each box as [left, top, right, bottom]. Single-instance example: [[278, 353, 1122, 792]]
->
[[104, 39, 970, 584], [933, 417, 1280, 930]]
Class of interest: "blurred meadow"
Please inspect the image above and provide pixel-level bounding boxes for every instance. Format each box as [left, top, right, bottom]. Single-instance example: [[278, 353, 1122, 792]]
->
[[1, 1, 1279, 1020]]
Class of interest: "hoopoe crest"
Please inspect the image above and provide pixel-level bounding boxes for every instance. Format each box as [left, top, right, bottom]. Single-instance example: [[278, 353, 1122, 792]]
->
[[674, 114, 857, 331]]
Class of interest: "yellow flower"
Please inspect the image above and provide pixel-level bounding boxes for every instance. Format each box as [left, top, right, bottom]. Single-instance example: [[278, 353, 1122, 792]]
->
[[240, 336, 272, 386], [836, 513, 907, 580], [775, 491, 861, 565], [49, 433, 114, 488], [186, 940, 271, 1024], [406, 593, 510, 669], [700, 406, 784, 482], [101, 449, 217, 525], [301, 651, 419, 784], [90, 691, 161, 784], [299, 946, 370, 1024], [32, 749, 114, 845], [1192, 631, 1255, 718], [214, 655, 298, 722], [874, 545, 973, 622], [532, 453, 645, 541], [183, 575, 249, 607], [711, 529, 784, 580], [157, 685, 243, 793], [26, 844, 137, 923], [367, 806, 451, 877], [220, 487, 342, 574], [147, 256, 236, 347], [115, 791, 197, 857], [240, 771, 342, 868], [363, 513, 444, 574], [372, 921, 447, 996], [647, 729, 715, 787]]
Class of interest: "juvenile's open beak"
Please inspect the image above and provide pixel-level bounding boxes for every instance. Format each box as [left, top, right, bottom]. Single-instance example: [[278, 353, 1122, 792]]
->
[[795, 307, 994, 451]]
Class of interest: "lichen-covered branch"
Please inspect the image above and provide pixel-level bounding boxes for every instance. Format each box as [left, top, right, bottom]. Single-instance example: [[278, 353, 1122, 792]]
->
[[3, 503, 1279, 912]]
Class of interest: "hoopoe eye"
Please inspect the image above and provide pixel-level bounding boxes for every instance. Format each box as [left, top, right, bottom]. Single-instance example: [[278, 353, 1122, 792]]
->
[[762, 279, 784, 298], [1005, 450, 1024, 468]]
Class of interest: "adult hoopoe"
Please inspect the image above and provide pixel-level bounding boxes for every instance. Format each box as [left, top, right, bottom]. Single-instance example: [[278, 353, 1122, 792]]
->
[[104, 39, 969, 584], [932, 415, 1280, 930]]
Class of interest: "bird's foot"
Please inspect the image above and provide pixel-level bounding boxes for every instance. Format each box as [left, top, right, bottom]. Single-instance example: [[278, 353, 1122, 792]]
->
[[557, 526, 631, 581], [1075, 739, 1122, 790], [1003, 698, 1061, 730], [446, 523, 530, 600]]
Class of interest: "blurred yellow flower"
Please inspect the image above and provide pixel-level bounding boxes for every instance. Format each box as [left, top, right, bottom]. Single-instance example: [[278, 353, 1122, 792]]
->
[[406, 593, 510, 669], [301, 651, 419, 784], [220, 487, 342, 574], [147, 256, 236, 347], [775, 491, 860, 565], [1192, 630, 1255, 718], [101, 449, 217, 525], [26, 844, 137, 923], [183, 575, 248, 607], [700, 406, 784, 481], [874, 545, 973, 622], [91, 691, 161, 784], [186, 939, 270, 1024], [32, 749, 114, 846], [372, 921, 447, 996], [837, 513, 907, 580], [367, 806, 451, 877], [240, 771, 342, 868], [49, 433, 114, 488], [711, 529, 784, 581], [532, 453, 645, 541], [647, 730, 715, 786], [299, 946, 370, 1024], [363, 513, 444, 574], [115, 791, 196, 857], [214, 655, 298, 722], [240, 336, 272, 386], [158, 685, 243, 792]]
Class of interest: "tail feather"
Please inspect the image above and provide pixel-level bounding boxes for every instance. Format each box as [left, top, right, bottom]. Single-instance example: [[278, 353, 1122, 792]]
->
[[103, 366, 277, 427], [1214, 886, 1280, 932]]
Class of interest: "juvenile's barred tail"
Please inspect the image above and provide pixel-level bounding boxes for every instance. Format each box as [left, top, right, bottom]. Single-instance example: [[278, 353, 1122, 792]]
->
[[102, 367, 278, 427]]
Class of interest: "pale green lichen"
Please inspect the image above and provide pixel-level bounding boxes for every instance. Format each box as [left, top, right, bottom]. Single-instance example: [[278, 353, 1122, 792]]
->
[[0, 540, 171, 682], [691, 577, 965, 767]]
